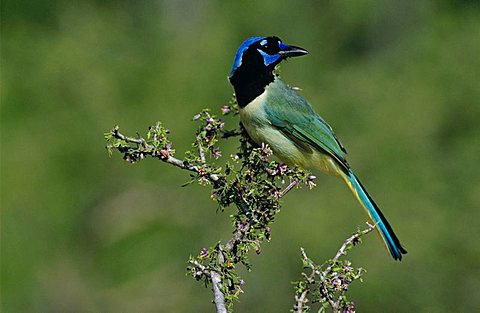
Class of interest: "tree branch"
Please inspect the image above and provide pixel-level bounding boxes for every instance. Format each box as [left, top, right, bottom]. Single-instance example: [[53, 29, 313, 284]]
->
[[294, 223, 376, 312], [322, 222, 376, 276], [224, 179, 298, 253], [211, 271, 228, 313], [107, 112, 372, 313], [111, 127, 219, 182], [278, 180, 299, 198], [190, 260, 227, 313]]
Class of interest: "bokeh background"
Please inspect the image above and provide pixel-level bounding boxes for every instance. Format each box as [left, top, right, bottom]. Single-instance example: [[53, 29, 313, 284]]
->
[[2, 1, 480, 312]]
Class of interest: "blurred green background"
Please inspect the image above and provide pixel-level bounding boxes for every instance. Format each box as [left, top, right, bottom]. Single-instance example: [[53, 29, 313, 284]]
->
[[2, 0, 480, 312]]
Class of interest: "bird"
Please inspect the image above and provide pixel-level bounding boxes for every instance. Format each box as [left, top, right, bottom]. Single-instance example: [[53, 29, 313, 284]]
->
[[228, 36, 407, 261]]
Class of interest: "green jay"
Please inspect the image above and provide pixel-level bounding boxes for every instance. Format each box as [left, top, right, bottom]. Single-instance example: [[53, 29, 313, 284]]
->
[[228, 36, 407, 260]]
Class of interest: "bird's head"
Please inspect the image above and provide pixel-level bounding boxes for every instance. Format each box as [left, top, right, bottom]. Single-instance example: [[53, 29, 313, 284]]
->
[[228, 36, 308, 107], [229, 36, 308, 83]]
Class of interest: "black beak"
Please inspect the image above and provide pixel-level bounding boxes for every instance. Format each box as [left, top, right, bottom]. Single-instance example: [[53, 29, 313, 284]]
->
[[278, 43, 308, 58]]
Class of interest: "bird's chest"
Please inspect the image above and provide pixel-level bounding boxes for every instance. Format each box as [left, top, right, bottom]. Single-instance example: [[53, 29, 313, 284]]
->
[[239, 95, 270, 142]]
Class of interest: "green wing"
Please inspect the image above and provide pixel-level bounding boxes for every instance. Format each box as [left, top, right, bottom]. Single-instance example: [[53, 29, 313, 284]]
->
[[264, 79, 349, 170]]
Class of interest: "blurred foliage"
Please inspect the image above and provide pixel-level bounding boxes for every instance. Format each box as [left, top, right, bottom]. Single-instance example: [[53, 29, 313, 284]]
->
[[2, 0, 480, 312]]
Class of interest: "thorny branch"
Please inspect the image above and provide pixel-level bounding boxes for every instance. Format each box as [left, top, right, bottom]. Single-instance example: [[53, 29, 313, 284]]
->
[[111, 126, 220, 181], [324, 222, 376, 275], [106, 108, 316, 312], [190, 260, 227, 313], [106, 107, 373, 313], [189, 176, 302, 313], [293, 223, 376, 313]]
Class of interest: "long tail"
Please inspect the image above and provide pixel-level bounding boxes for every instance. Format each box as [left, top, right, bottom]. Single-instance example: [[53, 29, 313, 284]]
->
[[342, 170, 407, 261]]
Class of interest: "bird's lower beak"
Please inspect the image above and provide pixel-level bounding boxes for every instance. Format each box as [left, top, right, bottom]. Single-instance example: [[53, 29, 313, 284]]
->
[[278, 43, 308, 58]]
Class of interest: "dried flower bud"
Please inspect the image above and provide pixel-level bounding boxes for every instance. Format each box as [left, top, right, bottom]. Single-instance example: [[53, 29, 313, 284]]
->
[[265, 226, 271, 241], [221, 106, 230, 114], [306, 175, 316, 189], [200, 247, 208, 258]]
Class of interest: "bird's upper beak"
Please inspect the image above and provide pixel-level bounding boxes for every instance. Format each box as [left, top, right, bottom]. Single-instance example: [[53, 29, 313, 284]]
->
[[278, 43, 308, 58]]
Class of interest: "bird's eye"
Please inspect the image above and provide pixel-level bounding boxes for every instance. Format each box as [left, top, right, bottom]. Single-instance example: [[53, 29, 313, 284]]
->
[[259, 39, 269, 50], [259, 38, 279, 54]]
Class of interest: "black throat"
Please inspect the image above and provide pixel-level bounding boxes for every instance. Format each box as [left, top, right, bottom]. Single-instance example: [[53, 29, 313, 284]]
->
[[229, 70, 274, 108], [229, 45, 277, 108]]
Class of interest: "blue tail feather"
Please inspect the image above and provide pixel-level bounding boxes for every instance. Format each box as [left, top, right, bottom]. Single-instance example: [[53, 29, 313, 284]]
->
[[345, 170, 407, 261]]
